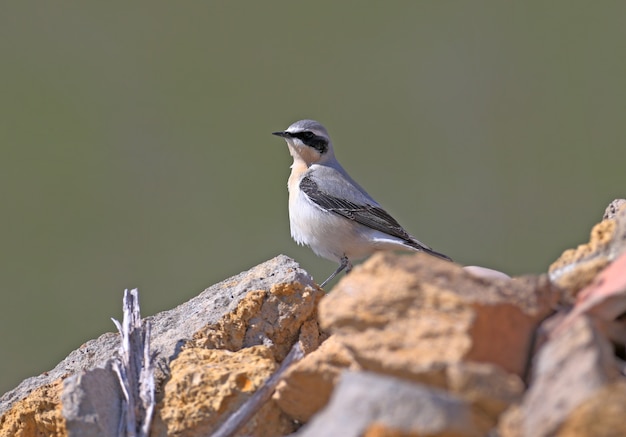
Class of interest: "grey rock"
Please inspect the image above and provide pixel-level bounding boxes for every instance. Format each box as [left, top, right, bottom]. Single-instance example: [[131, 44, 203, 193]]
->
[[295, 371, 486, 437], [0, 254, 315, 417], [62, 366, 122, 437], [518, 314, 620, 437]]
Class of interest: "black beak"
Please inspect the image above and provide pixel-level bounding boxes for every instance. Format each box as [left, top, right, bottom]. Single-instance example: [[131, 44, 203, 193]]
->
[[272, 131, 290, 138]]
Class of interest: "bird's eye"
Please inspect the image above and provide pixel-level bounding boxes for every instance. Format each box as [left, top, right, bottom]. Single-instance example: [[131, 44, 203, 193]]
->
[[301, 131, 314, 139]]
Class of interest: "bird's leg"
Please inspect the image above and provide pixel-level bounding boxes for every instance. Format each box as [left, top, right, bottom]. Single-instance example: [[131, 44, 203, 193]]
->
[[345, 258, 353, 274], [320, 256, 352, 288]]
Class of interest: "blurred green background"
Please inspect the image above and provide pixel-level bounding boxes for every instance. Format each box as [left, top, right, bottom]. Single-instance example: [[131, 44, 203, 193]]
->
[[1, 3, 624, 394]]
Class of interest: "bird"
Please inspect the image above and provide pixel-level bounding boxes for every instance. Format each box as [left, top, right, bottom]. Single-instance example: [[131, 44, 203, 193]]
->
[[272, 119, 451, 288]]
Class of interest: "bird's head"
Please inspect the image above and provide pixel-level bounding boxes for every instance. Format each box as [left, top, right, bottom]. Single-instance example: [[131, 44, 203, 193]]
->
[[273, 119, 336, 166]]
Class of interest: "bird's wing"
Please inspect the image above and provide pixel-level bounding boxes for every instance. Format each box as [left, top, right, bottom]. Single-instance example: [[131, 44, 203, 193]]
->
[[299, 172, 414, 243], [300, 165, 453, 262]]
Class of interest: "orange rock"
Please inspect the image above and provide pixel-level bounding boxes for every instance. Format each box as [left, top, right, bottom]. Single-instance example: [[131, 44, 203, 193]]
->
[[503, 315, 621, 437], [320, 252, 556, 378], [549, 199, 626, 297], [0, 255, 320, 437], [295, 371, 489, 437], [190, 278, 324, 361], [0, 380, 65, 437], [498, 404, 523, 437], [557, 380, 626, 436], [276, 252, 553, 425], [153, 346, 295, 437], [552, 250, 626, 341], [446, 362, 524, 419], [274, 335, 361, 422], [361, 423, 422, 437]]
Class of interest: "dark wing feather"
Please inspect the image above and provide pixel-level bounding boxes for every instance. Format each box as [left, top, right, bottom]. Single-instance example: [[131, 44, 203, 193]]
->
[[300, 175, 413, 242], [299, 175, 453, 262]]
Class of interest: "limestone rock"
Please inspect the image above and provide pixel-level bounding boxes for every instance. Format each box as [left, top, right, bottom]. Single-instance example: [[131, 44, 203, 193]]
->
[[152, 346, 294, 437], [62, 367, 122, 437], [320, 252, 557, 378], [553, 250, 626, 344], [549, 198, 626, 298], [497, 404, 523, 437], [295, 371, 490, 437], [603, 198, 626, 220], [4, 202, 625, 437], [275, 252, 550, 425], [557, 380, 626, 437], [446, 362, 524, 420], [0, 255, 321, 437], [500, 314, 621, 437], [274, 335, 361, 422], [0, 380, 65, 437], [188, 274, 324, 361]]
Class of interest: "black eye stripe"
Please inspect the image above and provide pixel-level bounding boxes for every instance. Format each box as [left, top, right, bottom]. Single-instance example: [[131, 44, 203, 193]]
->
[[289, 131, 328, 154], [289, 131, 316, 141]]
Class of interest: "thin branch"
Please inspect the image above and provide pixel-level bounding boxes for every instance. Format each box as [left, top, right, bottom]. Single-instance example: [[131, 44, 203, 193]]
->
[[111, 289, 155, 437]]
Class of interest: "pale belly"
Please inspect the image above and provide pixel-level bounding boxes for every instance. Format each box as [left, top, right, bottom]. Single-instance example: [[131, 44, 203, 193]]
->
[[288, 188, 411, 263]]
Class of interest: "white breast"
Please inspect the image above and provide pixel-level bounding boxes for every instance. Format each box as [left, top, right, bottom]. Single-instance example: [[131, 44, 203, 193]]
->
[[288, 177, 411, 264]]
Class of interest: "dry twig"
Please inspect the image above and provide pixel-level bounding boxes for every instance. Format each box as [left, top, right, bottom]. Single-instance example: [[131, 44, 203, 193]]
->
[[111, 289, 155, 437]]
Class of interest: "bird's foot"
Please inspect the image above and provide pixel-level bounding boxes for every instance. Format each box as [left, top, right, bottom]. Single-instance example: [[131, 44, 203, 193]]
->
[[320, 255, 352, 288]]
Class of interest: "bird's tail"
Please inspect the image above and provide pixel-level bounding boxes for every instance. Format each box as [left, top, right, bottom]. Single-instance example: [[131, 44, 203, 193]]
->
[[421, 246, 453, 262], [405, 238, 453, 262]]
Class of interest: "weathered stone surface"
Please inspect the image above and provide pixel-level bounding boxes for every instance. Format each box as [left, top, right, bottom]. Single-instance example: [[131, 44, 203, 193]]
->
[[295, 371, 489, 437], [557, 380, 626, 437], [320, 252, 557, 378], [275, 252, 554, 424], [603, 198, 626, 220], [276, 338, 524, 428], [500, 315, 621, 437], [62, 367, 122, 437], [554, 250, 626, 343], [446, 362, 524, 420], [188, 273, 324, 361], [274, 335, 361, 422], [497, 403, 524, 437], [4, 201, 626, 437], [152, 346, 295, 437], [0, 380, 65, 437], [0, 255, 321, 437], [297, 318, 326, 355], [549, 199, 626, 298], [500, 382, 626, 437]]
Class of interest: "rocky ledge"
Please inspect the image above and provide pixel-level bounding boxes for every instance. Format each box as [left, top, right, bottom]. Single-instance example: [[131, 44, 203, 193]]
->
[[1, 200, 625, 437]]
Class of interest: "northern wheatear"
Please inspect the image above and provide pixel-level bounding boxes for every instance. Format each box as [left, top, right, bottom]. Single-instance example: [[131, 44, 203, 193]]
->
[[273, 119, 452, 287]]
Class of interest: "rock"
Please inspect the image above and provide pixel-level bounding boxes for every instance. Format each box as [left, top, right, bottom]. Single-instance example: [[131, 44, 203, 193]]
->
[[499, 314, 621, 437], [62, 367, 122, 437], [3, 203, 625, 437], [549, 199, 626, 299], [0, 255, 322, 437], [446, 362, 524, 420], [152, 346, 295, 437], [0, 380, 65, 437], [552, 250, 626, 343], [320, 252, 556, 378], [497, 404, 523, 437], [603, 198, 626, 220], [275, 252, 553, 425], [188, 273, 324, 361], [295, 371, 490, 437], [557, 380, 626, 436], [276, 343, 524, 428], [274, 335, 361, 422]]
